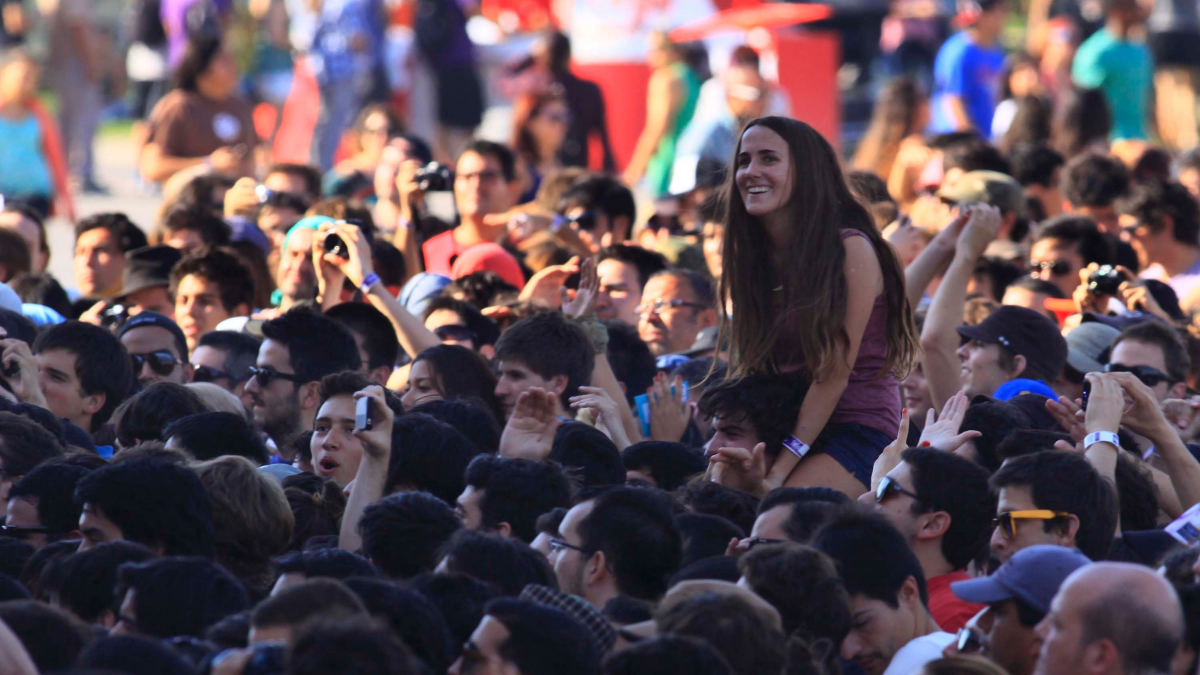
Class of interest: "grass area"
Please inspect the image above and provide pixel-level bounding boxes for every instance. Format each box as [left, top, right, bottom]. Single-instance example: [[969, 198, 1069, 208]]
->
[[99, 118, 136, 141]]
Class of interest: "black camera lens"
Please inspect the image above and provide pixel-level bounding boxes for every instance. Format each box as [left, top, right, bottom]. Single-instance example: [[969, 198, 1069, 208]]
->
[[323, 232, 348, 259], [415, 162, 453, 192], [1087, 265, 1124, 296]]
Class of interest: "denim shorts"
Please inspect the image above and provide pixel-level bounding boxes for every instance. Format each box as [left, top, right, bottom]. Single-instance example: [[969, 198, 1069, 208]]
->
[[811, 423, 893, 488]]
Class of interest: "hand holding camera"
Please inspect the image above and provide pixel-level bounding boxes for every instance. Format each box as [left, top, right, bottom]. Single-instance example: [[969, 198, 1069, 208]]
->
[[317, 220, 374, 290], [0, 331, 46, 409], [395, 160, 451, 223]]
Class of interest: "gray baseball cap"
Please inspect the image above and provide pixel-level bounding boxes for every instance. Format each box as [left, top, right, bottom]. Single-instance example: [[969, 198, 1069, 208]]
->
[[951, 545, 1091, 613], [1065, 322, 1120, 375]]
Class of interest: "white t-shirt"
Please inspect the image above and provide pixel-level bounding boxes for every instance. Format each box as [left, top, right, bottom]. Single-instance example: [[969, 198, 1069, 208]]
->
[[882, 632, 956, 675]]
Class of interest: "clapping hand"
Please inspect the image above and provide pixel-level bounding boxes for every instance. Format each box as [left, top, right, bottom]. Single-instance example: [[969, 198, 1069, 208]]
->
[[499, 388, 562, 460]]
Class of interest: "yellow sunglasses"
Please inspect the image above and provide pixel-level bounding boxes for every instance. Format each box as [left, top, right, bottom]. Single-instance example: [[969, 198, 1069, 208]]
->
[[993, 510, 1070, 540]]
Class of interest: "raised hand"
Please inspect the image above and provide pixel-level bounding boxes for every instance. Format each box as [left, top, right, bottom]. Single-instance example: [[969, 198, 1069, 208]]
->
[[916, 391, 981, 451], [499, 388, 562, 460], [351, 385, 395, 462], [647, 373, 689, 443], [871, 407, 912, 491], [709, 442, 768, 497], [519, 256, 581, 309], [569, 385, 631, 448], [561, 256, 599, 320]]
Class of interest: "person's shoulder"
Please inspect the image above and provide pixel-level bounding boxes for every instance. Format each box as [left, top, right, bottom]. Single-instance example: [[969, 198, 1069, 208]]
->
[[151, 89, 193, 117], [881, 632, 956, 675]]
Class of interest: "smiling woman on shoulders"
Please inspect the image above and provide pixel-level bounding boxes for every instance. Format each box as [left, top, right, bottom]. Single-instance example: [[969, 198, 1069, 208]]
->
[[714, 116, 918, 498]]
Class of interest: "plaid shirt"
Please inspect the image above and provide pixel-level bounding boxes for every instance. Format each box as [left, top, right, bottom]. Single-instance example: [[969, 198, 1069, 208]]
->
[[309, 0, 375, 84]]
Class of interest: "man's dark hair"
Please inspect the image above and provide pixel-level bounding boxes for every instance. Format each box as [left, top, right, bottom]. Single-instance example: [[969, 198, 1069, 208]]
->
[[1112, 320, 1191, 386], [463, 455, 572, 542], [1008, 274, 1067, 300], [0, 411, 64, 478], [343, 577, 456, 675], [260, 308, 362, 384], [0, 229, 30, 281], [79, 634, 195, 675], [961, 400, 1034, 472], [758, 487, 852, 544], [1064, 152, 1130, 208], [74, 457, 215, 557], [289, 615, 421, 675], [316, 370, 404, 420], [196, 330, 261, 383], [422, 296, 501, 347], [410, 399, 501, 454], [942, 138, 1012, 175], [325, 302, 400, 371], [409, 572, 501, 652], [0, 600, 90, 672], [901, 448, 997, 570], [8, 462, 91, 539], [252, 578, 366, 629], [462, 139, 518, 183], [738, 542, 853, 643], [281, 474, 346, 550], [359, 492, 461, 579], [494, 312, 594, 410], [647, 269, 716, 309], [169, 247, 254, 313], [972, 257, 1024, 303], [654, 592, 787, 675], [602, 634, 734, 675], [679, 481, 760, 534], [446, 271, 518, 309], [1034, 215, 1115, 267], [33, 321, 136, 431], [1119, 179, 1200, 246], [162, 412, 270, 464], [9, 274, 71, 318], [598, 245, 669, 293], [40, 541, 155, 624], [559, 176, 638, 234], [549, 422, 625, 487], [1115, 453, 1160, 533], [676, 513, 744, 567], [990, 451, 1118, 560], [438, 530, 557, 596], [266, 163, 323, 200], [159, 204, 232, 247], [996, 429, 1073, 460], [483, 598, 600, 675], [113, 382, 208, 448], [385, 413, 483, 504], [273, 547, 379, 580], [115, 556, 249, 638], [815, 509, 929, 607], [74, 213, 148, 254], [1010, 143, 1065, 188], [604, 321, 656, 405], [698, 373, 807, 458], [621, 441, 707, 490], [577, 487, 682, 601]]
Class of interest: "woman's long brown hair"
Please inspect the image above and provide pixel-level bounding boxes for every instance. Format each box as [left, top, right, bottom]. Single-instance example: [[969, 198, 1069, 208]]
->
[[850, 78, 923, 179], [718, 116, 917, 382]]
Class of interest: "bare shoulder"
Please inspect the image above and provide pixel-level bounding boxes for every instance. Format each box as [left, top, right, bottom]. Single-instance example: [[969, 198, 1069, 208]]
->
[[841, 230, 884, 291]]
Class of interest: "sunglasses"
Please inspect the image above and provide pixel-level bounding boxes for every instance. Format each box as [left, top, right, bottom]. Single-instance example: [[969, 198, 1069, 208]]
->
[[1106, 363, 1172, 387], [130, 350, 180, 376], [552, 211, 599, 233], [743, 536, 784, 550], [248, 365, 299, 388], [0, 524, 55, 540], [875, 475, 923, 504], [434, 325, 476, 343], [992, 510, 1069, 540], [192, 364, 246, 384], [1029, 260, 1072, 277]]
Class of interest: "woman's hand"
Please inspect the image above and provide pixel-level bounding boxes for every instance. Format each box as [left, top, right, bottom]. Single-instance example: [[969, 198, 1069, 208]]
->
[[955, 204, 1003, 260], [570, 385, 630, 448], [871, 407, 912, 491], [1046, 395, 1087, 444], [647, 373, 690, 443], [916, 391, 981, 452], [561, 256, 598, 320]]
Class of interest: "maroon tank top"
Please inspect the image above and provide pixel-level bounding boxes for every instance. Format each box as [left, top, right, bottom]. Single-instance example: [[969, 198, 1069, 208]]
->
[[773, 229, 901, 438]]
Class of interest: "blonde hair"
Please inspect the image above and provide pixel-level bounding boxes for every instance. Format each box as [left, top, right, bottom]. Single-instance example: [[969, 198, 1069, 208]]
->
[[187, 382, 248, 419]]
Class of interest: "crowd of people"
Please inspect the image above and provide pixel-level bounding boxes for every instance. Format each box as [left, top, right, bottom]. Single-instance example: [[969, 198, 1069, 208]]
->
[[4, 0, 1200, 674]]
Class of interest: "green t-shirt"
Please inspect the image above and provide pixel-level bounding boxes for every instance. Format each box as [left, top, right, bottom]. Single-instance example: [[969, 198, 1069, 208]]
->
[[1071, 28, 1153, 140]]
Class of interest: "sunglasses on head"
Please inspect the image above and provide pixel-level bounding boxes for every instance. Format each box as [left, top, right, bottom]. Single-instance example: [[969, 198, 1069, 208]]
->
[[992, 510, 1069, 540], [1029, 260, 1072, 277], [1105, 363, 1172, 387], [434, 325, 476, 343], [875, 475, 924, 504], [130, 350, 180, 376], [192, 364, 246, 384], [248, 365, 299, 388]]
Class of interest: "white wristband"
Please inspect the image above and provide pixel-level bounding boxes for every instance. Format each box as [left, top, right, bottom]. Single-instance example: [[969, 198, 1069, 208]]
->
[[1084, 431, 1120, 450], [783, 435, 810, 460]]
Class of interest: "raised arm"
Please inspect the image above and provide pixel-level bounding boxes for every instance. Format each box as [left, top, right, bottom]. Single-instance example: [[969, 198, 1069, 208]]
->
[[902, 211, 969, 310], [339, 386, 395, 554]]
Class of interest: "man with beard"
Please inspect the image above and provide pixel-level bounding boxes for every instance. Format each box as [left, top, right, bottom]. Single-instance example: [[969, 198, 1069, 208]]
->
[[242, 308, 360, 459]]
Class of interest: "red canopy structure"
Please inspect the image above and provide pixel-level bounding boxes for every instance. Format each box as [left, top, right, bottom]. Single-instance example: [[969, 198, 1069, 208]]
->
[[667, 3, 833, 42]]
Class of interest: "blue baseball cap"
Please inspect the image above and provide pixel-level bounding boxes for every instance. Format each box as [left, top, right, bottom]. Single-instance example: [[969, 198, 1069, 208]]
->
[[952, 545, 1091, 613], [993, 378, 1057, 401]]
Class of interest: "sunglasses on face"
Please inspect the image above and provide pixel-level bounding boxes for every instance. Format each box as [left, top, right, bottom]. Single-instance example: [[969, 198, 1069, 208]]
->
[[248, 365, 299, 388], [0, 524, 54, 540], [992, 510, 1069, 540], [434, 325, 476, 344], [192, 364, 246, 384], [635, 298, 708, 316], [744, 536, 784, 550], [1029, 260, 1072, 277], [875, 475, 923, 504], [1105, 363, 1172, 387], [130, 350, 180, 376]]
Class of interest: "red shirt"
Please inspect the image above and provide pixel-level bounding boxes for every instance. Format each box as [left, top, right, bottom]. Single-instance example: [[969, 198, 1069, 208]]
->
[[928, 570, 985, 633], [422, 230, 467, 277]]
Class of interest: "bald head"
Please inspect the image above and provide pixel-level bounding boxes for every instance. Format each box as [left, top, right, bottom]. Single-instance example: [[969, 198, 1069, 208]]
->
[[1038, 563, 1182, 675]]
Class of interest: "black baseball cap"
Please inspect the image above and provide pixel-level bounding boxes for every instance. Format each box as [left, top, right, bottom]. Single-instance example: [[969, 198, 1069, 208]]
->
[[120, 245, 182, 298], [957, 306, 1068, 380], [117, 311, 189, 360]]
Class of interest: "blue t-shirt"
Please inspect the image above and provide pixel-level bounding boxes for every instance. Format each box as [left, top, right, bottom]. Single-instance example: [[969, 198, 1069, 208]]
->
[[0, 113, 52, 198], [1072, 28, 1153, 140], [928, 32, 1006, 137]]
